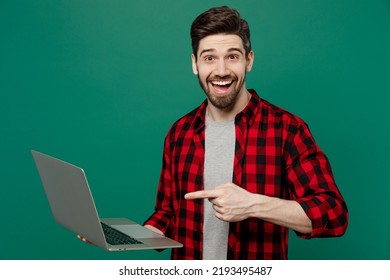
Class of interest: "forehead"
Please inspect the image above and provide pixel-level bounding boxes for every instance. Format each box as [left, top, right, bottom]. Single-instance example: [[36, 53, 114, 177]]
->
[[197, 34, 245, 55]]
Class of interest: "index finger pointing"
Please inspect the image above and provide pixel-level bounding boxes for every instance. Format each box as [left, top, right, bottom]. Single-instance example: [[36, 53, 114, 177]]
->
[[184, 190, 220, 200]]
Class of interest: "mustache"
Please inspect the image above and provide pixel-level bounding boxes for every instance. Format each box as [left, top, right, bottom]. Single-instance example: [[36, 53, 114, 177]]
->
[[207, 75, 236, 82]]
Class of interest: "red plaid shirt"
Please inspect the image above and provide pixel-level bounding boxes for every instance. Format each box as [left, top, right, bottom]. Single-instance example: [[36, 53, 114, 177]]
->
[[145, 89, 348, 259]]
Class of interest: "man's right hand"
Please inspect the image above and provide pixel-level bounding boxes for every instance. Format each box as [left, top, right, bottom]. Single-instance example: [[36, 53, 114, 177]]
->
[[76, 225, 164, 245], [77, 235, 95, 245]]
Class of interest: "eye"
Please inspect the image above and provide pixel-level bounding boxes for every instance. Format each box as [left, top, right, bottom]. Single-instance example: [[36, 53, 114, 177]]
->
[[227, 54, 239, 60], [203, 56, 215, 62]]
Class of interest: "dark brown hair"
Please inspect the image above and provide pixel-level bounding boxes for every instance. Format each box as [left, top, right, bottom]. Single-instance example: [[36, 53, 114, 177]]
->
[[190, 6, 251, 58]]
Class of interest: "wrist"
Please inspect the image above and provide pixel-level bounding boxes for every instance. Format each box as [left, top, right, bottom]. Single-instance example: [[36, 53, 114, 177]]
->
[[247, 193, 273, 219]]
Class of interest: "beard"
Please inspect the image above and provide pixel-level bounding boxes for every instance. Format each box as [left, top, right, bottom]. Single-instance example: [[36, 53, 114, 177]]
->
[[197, 74, 246, 111]]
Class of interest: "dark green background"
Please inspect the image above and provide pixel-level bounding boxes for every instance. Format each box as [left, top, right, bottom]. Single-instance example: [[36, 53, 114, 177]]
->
[[1, 0, 389, 260]]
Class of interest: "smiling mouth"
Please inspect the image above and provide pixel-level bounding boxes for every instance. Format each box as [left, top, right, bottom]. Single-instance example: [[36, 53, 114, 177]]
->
[[210, 80, 234, 94]]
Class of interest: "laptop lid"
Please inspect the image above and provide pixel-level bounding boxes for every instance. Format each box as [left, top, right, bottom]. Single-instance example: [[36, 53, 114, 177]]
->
[[31, 150, 182, 251]]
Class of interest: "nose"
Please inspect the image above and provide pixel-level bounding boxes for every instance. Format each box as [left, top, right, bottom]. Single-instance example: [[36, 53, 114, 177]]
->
[[215, 60, 229, 77]]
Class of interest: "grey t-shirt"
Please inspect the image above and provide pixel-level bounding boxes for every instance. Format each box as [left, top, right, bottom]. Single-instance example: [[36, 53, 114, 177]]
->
[[203, 115, 235, 260]]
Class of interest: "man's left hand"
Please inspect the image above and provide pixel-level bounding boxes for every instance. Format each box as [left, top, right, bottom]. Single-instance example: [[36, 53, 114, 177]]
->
[[184, 182, 260, 222]]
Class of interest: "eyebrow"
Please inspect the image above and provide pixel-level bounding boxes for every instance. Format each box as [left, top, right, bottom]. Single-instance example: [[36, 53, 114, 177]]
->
[[199, 47, 244, 57]]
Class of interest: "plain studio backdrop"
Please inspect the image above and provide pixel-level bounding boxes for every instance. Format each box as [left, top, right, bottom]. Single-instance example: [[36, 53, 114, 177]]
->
[[1, 0, 389, 260]]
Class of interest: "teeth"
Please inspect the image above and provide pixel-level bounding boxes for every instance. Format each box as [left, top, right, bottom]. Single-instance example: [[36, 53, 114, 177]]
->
[[211, 80, 232, 86]]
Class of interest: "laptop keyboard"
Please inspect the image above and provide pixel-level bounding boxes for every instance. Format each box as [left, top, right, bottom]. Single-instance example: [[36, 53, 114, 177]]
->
[[101, 222, 143, 245]]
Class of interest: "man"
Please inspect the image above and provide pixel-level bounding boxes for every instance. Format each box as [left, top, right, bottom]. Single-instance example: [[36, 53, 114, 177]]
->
[[143, 6, 348, 260]]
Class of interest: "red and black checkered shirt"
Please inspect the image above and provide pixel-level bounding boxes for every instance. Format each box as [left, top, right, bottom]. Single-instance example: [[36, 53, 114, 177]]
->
[[145, 89, 348, 259]]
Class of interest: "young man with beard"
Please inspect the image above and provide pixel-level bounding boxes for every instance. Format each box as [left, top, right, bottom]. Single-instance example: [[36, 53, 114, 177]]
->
[[143, 6, 348, 260]]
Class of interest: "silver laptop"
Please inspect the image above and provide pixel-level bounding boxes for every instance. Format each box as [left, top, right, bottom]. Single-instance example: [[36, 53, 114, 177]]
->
[[31, 150, 182, 251]]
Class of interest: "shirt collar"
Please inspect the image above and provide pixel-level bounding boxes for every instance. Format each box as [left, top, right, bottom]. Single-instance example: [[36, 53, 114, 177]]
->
[[236, 89, 260, 126]]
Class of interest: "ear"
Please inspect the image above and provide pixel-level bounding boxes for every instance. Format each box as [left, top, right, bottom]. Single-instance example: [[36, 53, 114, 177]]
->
[[246, 51, 254, 72], [191, 53, 198, 75]]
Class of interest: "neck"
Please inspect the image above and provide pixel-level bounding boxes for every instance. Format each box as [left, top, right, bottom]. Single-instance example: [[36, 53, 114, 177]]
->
[[207, 89, 251, 122]]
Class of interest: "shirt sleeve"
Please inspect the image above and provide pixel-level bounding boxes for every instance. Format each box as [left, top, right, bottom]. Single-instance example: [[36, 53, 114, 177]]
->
[[284, 120, 348, 239], [143, 133, 176, 239]]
